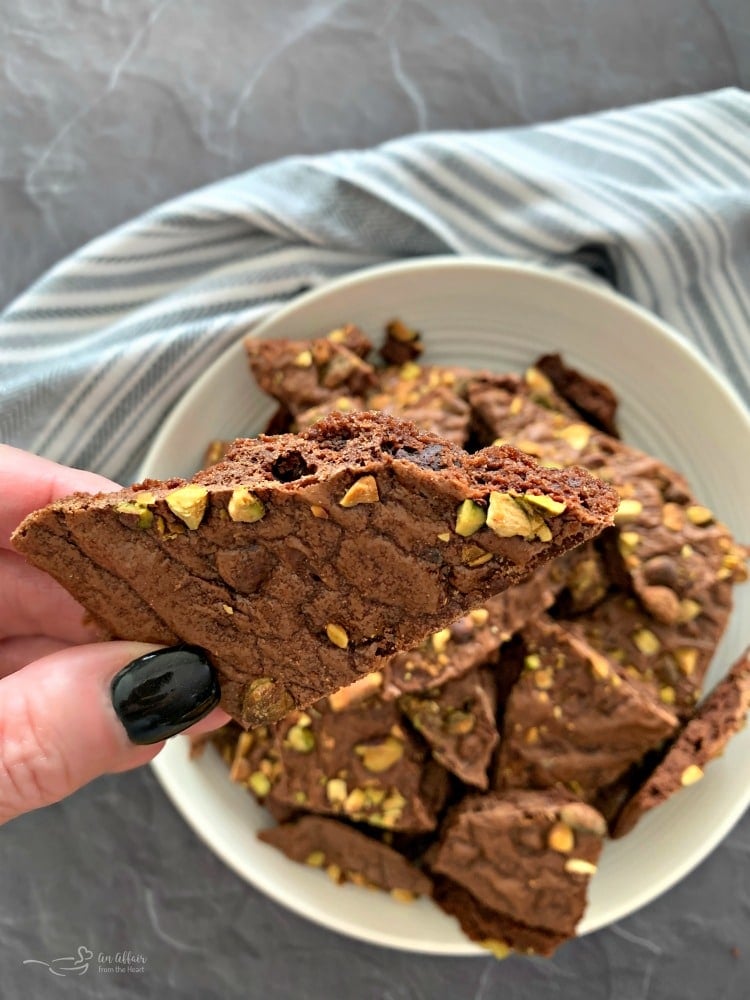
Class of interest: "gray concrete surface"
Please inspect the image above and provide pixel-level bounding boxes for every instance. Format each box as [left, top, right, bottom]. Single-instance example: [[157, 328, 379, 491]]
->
[[1, 2, 749, 997]]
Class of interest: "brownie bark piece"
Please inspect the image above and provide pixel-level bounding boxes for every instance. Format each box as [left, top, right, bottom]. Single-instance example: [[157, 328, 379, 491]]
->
[[561, 591, 734, 720], [495, 617, 678, 801], [612, 646, 750, 838], [432, 878, 566, 958], [468, 372, 748, 715], [384, 569, 555, 695], [432, 791, 605, 941], [367, 363, 474, 446], [271, 690, 450, 833], [13, 412, 618, 728], [399, 667, 499, 789], [379, 319, 425, 367], [534, 353, 620, 436], [245, 324, 377, 415], [259, 815, 432, 898]]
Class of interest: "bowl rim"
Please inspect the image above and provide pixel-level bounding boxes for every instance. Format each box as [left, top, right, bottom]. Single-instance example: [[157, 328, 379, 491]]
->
[[145, 254, 750, 955]]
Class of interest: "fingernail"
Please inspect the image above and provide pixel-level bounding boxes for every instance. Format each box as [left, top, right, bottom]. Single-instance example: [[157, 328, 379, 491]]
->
[[111, 645, 221, 745]]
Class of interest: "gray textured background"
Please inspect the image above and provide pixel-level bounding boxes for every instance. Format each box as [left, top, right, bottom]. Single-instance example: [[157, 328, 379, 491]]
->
[[2, 1, 749, 997]]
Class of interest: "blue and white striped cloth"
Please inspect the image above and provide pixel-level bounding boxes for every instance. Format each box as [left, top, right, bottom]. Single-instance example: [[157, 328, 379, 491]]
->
[[1, 88, 748, 484]]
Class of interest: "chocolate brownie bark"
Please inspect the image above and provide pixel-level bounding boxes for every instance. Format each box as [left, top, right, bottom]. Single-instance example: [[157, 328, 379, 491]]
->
[[495, 617, 678, 801], [384, 569, 554, 695], [13, 412, 618, 727], [245, 324, 377, 415], [612, 646, 750, 838], [398, 667, 499, 789], [534, 353, 619, 436], [561, 592, 732, 720], [259, 815, 432, 898], [468, 371, 748, 716], [271, 690, 450, 833], [432, 791, 605, 947]]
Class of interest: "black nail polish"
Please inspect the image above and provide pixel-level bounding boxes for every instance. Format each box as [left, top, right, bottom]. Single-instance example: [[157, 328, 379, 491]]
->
[[111, 645, 220, 745]]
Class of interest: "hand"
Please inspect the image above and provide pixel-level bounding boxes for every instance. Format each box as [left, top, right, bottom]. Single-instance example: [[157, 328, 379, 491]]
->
[[0, 445, 229, 826]]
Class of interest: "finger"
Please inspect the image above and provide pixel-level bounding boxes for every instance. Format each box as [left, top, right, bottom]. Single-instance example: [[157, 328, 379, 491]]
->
[[0, 635, 72, 678], [0, 550, 103, 643], [0, 642, 220, 826], [0, 444, 118, 550]]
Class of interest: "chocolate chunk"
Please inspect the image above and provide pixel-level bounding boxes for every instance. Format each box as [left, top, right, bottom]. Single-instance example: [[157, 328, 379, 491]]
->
[[495, 617, 678, 801], [13, 412, 619, 728], [432, 791, 605, 944], [259, 815, 432, 897], [612, 647, 750, 837]]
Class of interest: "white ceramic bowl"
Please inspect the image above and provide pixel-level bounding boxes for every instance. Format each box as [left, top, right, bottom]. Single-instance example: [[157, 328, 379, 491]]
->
[[143, 257, 750, 955]]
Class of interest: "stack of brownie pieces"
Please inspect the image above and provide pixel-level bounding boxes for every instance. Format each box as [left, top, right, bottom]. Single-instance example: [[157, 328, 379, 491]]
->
[[195, 321, 749, 958]]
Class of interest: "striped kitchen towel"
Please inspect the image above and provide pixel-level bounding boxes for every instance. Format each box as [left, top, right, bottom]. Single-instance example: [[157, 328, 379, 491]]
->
[[0, 87, 748, 484]]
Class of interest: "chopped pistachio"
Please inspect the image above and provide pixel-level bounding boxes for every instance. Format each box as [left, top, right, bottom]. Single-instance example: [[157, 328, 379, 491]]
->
[[286, 724, 316, 753], [355, 736, 404, 773], [614, 498, 643, 523], [339, 475, 380, 507], [632, 628, 661, 656], [227, 487, 265, 523], [326, 863, 343, 884], [222, 604, 234, 615], [328, 672, 383, 711], [524, 365, 554, 397], [618, 531, 640, 558], [310, 504, 329, 519], [678, 598, 702, 623], [556, 422, 591, 451], [399, 361, 421, 380], [326, 623, 350, 649], [248, 771, 271, 797], [166, 484, 208, 530], [437, 531, 451, 542], [674, 647, 698, 677], [547, 821, 575, 854], [390, 888, 416, 903], [454, 499, 486, 537], [524, 493, 567, 516], [524, 653, 542, 671], [564, 858, 598, 876], [445, 710, 475, 735], [293, 349, 313, 367], [306, 850, 326, 868], [469, 608, 489, 626], [534, 668, 554, 690], [486, 492, 536, 538], [662, 503, 685, 531], [326, 778, 348, 804], [481, 939, 511, 960], [659, 685, 676, 705], [680, 764, 704, 787], [588, 651, 611, 681], [686, 504, 713, 526], [431, 628, 452, 655]]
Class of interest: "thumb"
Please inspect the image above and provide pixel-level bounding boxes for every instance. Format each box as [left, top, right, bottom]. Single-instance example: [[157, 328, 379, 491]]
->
[[0, 642, 225, 826]]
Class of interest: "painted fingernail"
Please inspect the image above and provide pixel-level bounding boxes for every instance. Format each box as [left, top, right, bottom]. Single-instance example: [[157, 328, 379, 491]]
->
[[111, 645, 221, 745]]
